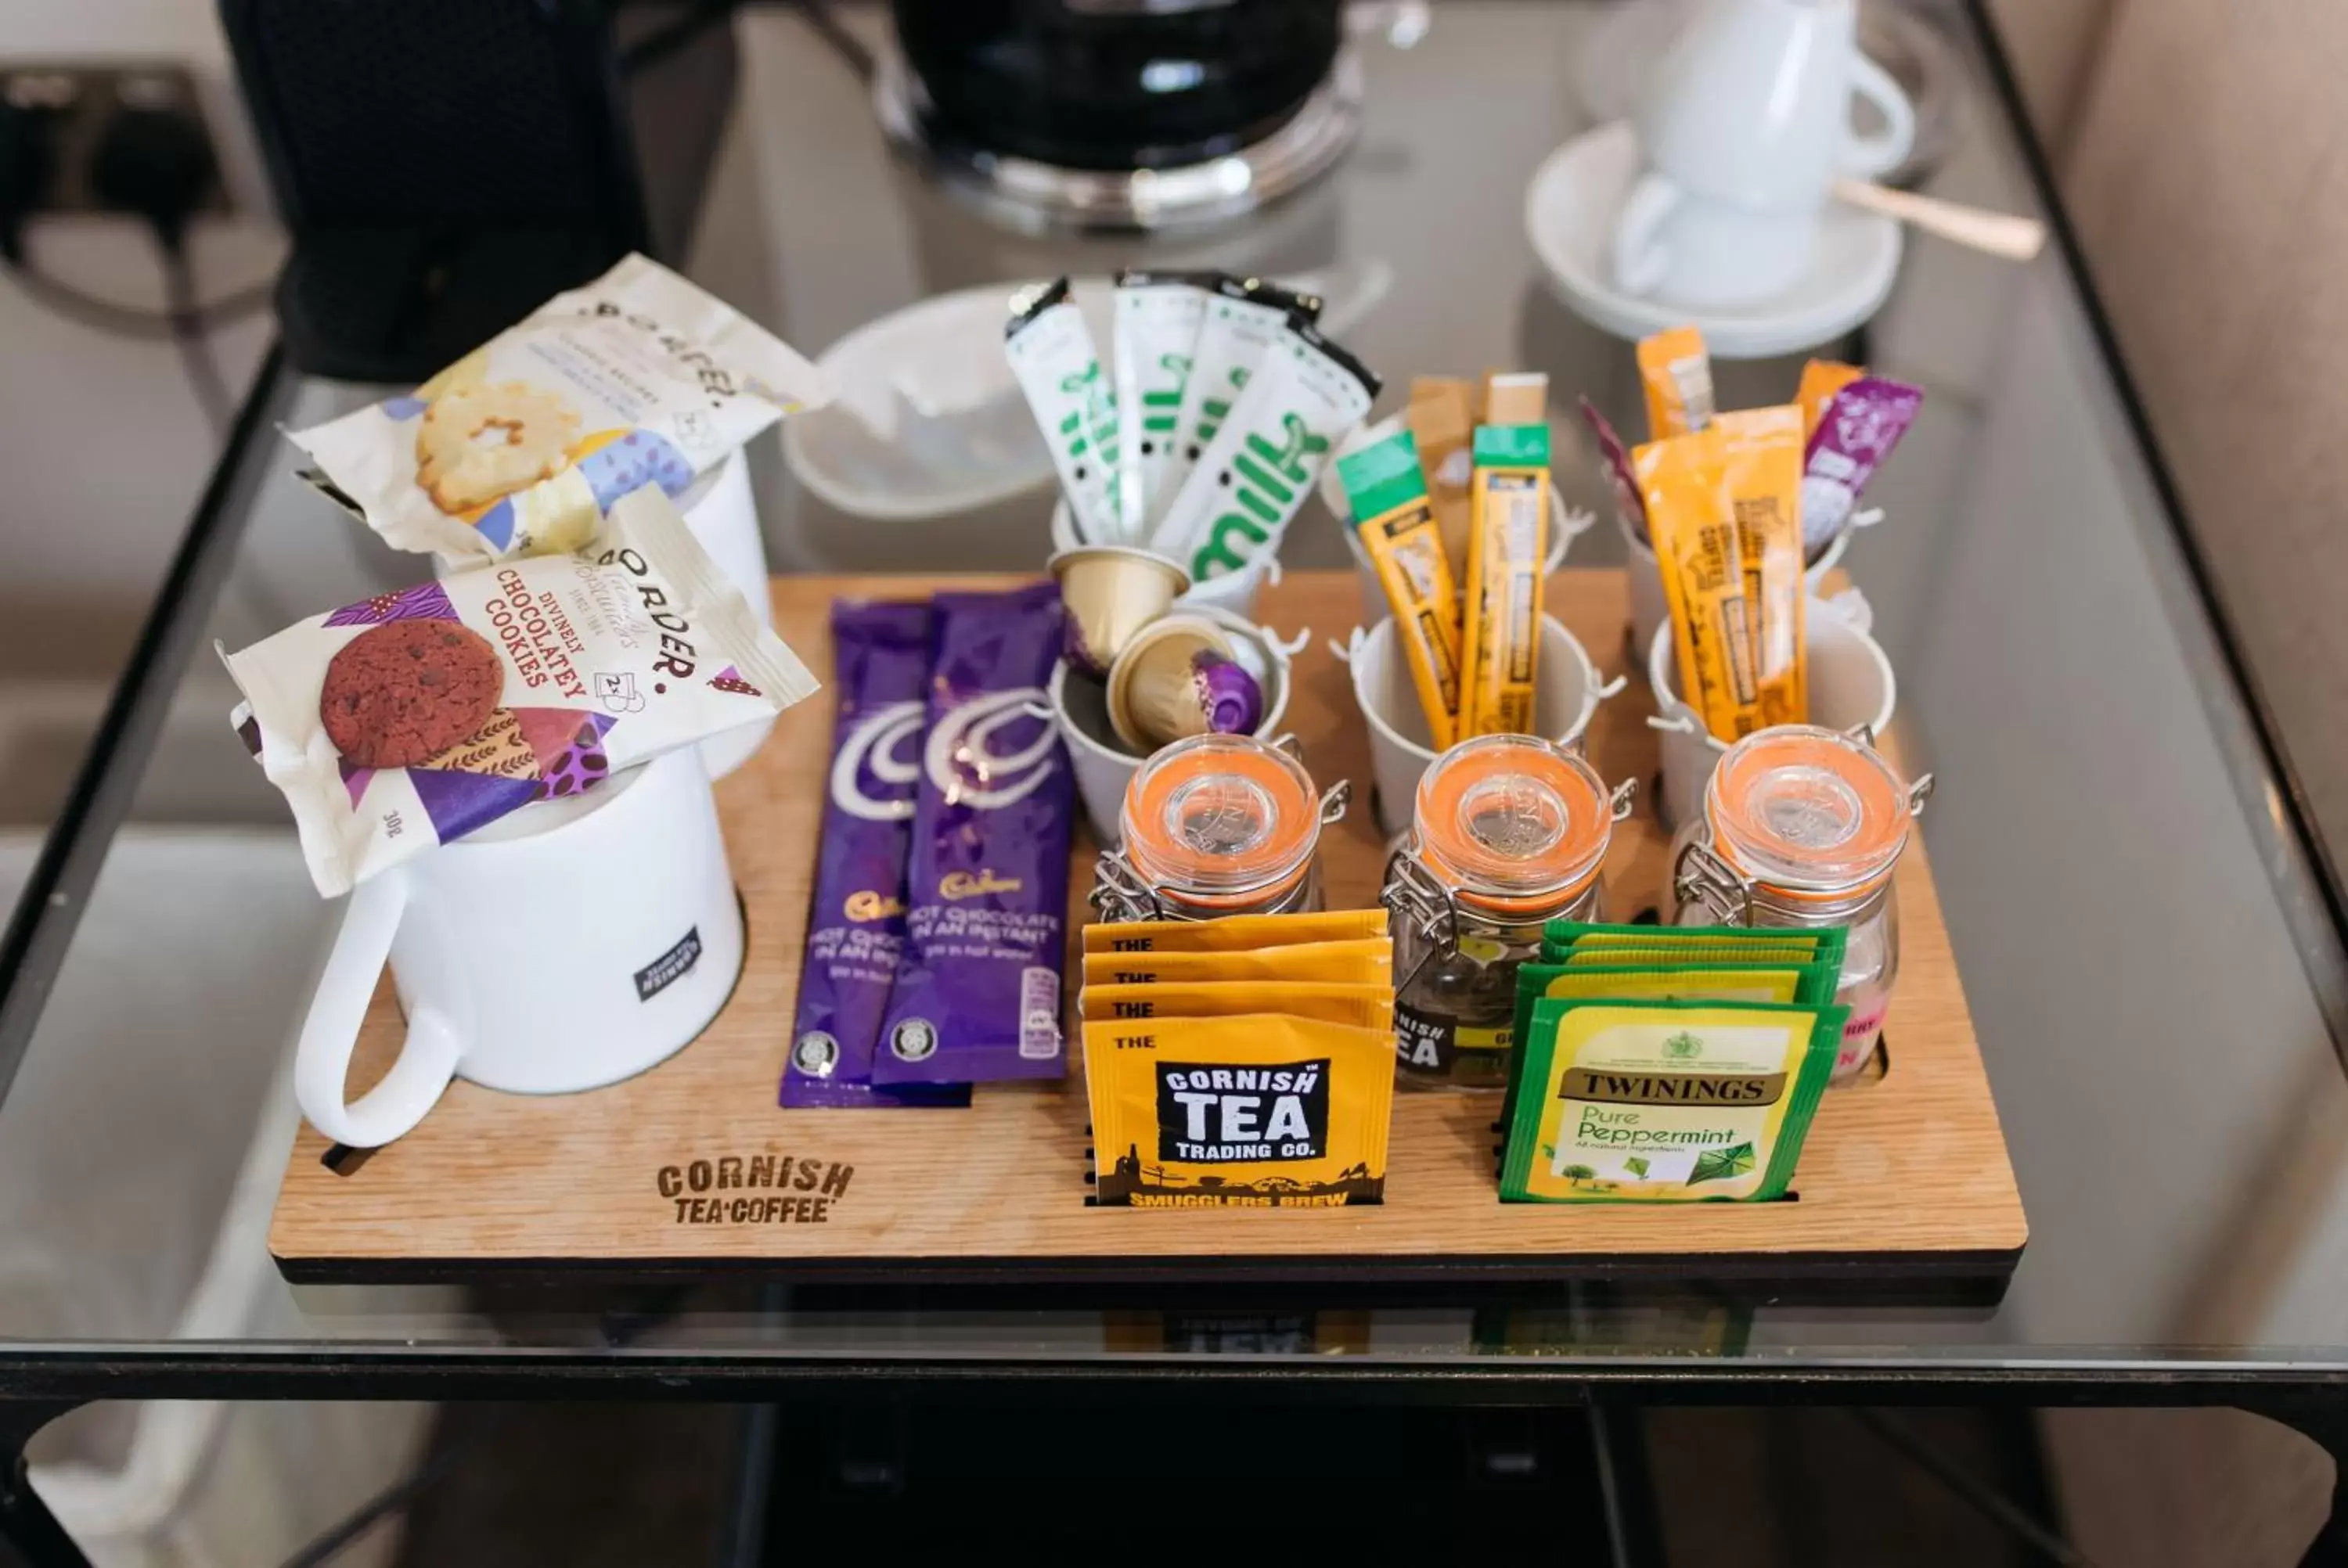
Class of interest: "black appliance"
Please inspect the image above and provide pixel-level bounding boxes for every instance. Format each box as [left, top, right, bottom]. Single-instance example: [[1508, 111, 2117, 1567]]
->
[[882, 0, 1358, 232], [221, 0, 736, 383]]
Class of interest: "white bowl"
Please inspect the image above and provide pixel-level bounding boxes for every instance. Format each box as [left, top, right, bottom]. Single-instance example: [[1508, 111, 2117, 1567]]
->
[[1345, 613, 1619, 841]]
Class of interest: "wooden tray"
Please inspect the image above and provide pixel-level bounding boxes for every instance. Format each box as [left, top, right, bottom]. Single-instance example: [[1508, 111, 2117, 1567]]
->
[[270, 571, 2026, 1283]]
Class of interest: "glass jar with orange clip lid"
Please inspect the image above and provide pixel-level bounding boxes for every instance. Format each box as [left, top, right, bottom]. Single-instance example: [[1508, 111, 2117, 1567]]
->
[[1671, 724, 1936, 1081], [1383, 735, 1636, 1090], [1089, 732, 1352, 923]]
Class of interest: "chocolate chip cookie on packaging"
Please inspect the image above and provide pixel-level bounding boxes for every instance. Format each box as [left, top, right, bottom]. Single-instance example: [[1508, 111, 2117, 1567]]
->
[[222, 487, 821, 898], [286, 253, 833, 566]]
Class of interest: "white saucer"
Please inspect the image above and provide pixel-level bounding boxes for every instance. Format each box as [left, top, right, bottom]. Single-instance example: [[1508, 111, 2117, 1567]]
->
[[1524, 121, 1902, 359], [784, 264, 1391, 522]]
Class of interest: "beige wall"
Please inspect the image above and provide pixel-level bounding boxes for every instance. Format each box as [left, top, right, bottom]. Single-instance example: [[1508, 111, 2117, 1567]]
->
[[2061, 0, 2348, 872], [1986, 0, 2116, 152]]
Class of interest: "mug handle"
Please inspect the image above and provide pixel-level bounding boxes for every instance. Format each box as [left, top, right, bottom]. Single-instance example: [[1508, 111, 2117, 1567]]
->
[[294, 870, 463, 1149], [1842, 53, 1917, 179], [1610, 172, 1683, 298]]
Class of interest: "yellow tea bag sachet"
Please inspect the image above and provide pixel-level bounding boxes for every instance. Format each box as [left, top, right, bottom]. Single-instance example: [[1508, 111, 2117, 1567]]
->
[[1080, 937, 1392, 988], [1082, 980, 1394, 1030], [1716, 406, 1808, 725], [1085, 1013, 1396, 1207], [1796, 360, 1865, 445], [1637, 428, 1761, 741], [1637, 325, 1715, 441], [1082, 909, 1388, 955]]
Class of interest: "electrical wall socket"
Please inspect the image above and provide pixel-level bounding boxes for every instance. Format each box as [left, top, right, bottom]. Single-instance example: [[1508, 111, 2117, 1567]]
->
[[3, 62, 229, 217]]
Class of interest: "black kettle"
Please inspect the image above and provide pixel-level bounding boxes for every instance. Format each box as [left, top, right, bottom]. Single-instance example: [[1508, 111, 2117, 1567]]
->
[[891, 0, 1346, 172]]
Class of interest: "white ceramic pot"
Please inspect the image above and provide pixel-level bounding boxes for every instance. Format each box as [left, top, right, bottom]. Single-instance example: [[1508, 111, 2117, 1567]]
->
[[1345, 613, 1621, 841], [1321, 415, 1593, 626], [1047, 605, 1298, 844], [1648, 588, 1894, 831], [1049, 499, 1276, 620], [1622, 505, 1860, 678]]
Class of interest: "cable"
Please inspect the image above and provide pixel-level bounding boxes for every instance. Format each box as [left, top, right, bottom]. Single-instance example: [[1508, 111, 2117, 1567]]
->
[[0, 250, 272, 339], [157, 233, 232, 434], [1854, 1408, 2099, 1566], [797, 0, 877, 83]]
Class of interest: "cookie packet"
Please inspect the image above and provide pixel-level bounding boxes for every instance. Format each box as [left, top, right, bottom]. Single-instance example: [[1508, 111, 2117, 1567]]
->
[[870, 582, 1076, 1086], [223, 487, 818, 898], [1084, 1013, 1396, 1207], [783, 599, 971, 1110], [1715, 406, 1808, 726], [286, 254, 831, 566]]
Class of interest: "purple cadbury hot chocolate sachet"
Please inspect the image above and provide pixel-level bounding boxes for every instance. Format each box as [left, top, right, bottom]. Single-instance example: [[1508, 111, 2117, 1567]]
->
[[783, 600, 971, 1109], [872, 581, 1075, 1084]]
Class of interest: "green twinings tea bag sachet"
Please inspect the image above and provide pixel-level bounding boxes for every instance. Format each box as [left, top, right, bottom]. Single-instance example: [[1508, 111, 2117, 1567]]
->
[[1540, 921, 1847, 975], [1500, 998, 1842, 1203], [1507, 959, 1839, 1088]]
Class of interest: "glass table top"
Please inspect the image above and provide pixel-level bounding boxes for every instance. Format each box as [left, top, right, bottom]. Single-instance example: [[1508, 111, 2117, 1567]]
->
[[4, 0, 2346, 1388]]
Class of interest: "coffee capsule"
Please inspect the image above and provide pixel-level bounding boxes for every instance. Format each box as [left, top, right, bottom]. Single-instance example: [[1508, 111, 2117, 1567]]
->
[[1048, 545, 1190, 676], [1104, 616, 1262, 751]]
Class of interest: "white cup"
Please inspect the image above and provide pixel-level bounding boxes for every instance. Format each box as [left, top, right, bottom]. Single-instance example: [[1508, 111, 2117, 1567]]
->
[[1621, 506, 1857, 674], [1613, 0, 1914, 304], [1647, 590, 1892, 831], [1049, 499, 1275, 620], [1047, 606, 1297, 844], [1320, 415, 1593, 626], [1345, 614, 1620, 841], [294, 746, 744, 1148]]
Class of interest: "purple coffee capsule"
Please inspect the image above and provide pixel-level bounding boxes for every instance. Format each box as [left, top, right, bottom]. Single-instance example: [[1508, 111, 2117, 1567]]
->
[[1801, 376, 1922, 559], [1193, 653, 1263, 735], [871, 581, 1075, 1084], [783, 599, 972, 1109]]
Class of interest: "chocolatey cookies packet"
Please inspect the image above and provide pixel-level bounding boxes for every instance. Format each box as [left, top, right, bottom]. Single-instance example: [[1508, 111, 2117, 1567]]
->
[[783, 600, 971, 1109], [224, 487, 818, 898], [871, 582, 1076, 1084]]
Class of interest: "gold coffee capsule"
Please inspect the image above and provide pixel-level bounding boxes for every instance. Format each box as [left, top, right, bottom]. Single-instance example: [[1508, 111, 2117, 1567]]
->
[[1048, 545, 1190, 677], [1104, 615, 1261, 752]]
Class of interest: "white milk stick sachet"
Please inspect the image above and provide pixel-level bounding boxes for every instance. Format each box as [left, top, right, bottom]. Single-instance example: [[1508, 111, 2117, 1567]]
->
[[1150, 317, 1379, 586], [1111, 269, 1214, 534], [224, 488, 818, 898], [286, 254, 831, 565], [1006, 276, 1127, 545], [1159, 275, 1323, 509]]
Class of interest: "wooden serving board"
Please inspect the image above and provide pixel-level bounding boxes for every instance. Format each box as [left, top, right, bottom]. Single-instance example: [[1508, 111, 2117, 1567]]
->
[[270, 571, 2026, 1283]]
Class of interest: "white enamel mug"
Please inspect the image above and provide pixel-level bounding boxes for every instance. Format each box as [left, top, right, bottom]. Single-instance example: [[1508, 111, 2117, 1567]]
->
[[294, 746, 744, 1147]]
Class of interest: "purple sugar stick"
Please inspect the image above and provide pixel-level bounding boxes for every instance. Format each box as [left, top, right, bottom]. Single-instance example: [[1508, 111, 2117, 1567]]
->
[[1801, 376, 1922, 559], [783, 599, 971, 1109], [871, 581, 1074, 1084]]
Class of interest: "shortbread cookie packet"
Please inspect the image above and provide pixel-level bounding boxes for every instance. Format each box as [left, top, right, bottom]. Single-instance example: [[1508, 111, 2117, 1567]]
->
[[222, 488, 819, 898], [286, 254, 831, 566]]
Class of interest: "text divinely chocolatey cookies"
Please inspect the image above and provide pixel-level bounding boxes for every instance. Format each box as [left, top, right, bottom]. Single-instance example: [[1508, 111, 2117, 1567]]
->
[[320, 620, 504, 768]]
